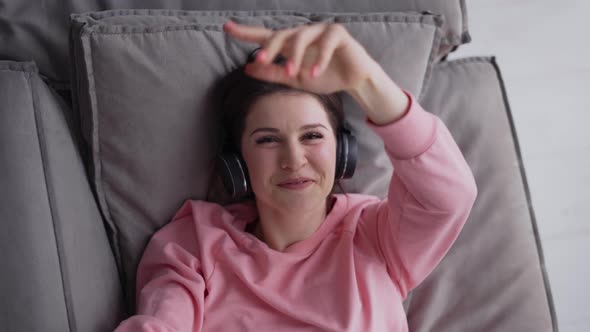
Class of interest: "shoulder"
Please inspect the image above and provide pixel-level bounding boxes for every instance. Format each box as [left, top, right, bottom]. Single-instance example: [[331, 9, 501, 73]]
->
[[147, 199, 232, 243], [139, 200, 236, 279], [147, 198, 255, 254], [167, 198, 256, 229]]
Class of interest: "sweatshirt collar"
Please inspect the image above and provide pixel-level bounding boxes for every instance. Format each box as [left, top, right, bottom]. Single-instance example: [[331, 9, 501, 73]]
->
[[227, 194, 348, 256]]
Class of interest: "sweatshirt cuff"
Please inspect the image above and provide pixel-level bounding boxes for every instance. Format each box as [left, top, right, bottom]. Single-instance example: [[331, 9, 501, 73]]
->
[[364, 90, 438, 160]]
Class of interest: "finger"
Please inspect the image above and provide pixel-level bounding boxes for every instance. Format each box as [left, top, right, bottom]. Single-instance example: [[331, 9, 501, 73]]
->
[[261, 28, 298, 65], [222, 20, 273, 44], [287, 24, 326, 77], [311, 24, 346, 77], [244, 62, 294, 86]]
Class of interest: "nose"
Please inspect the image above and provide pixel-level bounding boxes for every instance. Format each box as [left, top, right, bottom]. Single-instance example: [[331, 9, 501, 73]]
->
[[280, 141, 307, 171]]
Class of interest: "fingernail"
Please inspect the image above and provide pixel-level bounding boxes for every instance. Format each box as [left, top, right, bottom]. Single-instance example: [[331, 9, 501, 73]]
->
[[223, 21, 234, 31], [286, 61, 295, 77], [256, 50, 268, 63], [311, 64, 321, 78]]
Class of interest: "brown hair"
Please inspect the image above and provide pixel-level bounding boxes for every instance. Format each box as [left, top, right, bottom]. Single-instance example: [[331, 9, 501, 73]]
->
[[213, 65, 344, 153]]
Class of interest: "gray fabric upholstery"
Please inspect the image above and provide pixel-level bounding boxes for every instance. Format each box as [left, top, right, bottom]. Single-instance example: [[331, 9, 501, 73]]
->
[[69, 9, 441, 312], [404, 57, 557, 331], [0, 0, 468, 86], [1, 2, 558, 331], [0, 61, 125, 332]]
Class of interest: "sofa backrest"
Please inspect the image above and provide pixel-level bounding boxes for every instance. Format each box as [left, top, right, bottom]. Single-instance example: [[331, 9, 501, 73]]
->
[[0, 0, 468, 88]]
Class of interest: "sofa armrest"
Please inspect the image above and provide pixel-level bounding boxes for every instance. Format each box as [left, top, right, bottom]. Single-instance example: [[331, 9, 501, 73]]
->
[[0, 61, 126, 332]]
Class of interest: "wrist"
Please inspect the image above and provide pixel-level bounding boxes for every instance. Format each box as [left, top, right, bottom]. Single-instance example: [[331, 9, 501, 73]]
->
[[346, 62, 409, 125]]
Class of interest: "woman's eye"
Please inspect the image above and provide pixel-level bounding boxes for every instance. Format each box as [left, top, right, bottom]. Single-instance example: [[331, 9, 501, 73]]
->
[[302, 132, 324, 141], [255, 136, 280, 144]]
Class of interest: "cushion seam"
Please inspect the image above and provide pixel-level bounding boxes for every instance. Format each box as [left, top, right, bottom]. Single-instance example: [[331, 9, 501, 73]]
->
[[27, 71, 76, 332], [74, 9, 432, 21], [419, 25, 442, 101], [458, 0, 472, 44], [81, 32, 128, 303], [437, 56, 495, 68], [76, 18, 438, 36]]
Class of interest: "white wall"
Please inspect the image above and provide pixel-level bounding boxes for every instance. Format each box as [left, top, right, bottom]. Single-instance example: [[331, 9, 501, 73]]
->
[[449, 1, 590, 331]]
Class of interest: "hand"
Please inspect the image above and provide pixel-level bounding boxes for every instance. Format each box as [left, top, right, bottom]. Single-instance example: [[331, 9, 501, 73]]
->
[[222, 20, 379, 95]]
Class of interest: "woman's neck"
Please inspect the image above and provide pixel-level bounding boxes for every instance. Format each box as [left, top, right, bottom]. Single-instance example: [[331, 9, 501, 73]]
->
[[252, 196, 335, 251]]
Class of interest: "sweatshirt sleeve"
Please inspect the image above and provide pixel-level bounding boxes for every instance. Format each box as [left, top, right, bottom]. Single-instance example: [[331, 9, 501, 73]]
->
[[359, 90, 478, 299], [114, 208, 207, 332]]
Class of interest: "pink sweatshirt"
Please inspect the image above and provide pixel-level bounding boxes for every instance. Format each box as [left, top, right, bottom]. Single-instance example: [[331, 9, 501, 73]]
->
[[114, 93, 477, 331]]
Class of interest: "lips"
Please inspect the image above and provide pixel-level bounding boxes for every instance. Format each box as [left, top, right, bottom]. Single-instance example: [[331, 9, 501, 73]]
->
[[278, 177, 314, 185], [277, 177, 315, 190]]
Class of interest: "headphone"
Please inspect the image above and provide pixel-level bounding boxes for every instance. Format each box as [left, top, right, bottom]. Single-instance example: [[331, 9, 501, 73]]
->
[[217, 48, 358, 199]]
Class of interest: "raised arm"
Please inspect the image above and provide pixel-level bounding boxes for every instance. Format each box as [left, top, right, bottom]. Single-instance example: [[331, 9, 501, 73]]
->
[[114, 206, 207, 332], [358, 89, 478, 299], [223, 20, 477, 299]]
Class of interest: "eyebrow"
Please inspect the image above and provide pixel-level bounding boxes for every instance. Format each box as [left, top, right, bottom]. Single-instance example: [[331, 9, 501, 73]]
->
[[249, 123, 328, 136]]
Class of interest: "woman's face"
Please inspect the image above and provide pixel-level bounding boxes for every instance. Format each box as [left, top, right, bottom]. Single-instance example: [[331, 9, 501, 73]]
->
[[241, 92, 337, 213]]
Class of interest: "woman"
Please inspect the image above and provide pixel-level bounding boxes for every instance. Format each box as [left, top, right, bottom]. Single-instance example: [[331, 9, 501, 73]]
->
[[115, 20, 477, 331]]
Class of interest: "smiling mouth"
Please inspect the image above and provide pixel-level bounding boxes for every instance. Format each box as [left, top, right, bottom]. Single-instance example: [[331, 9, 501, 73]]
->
[[282, 179, 311, 184], [277, 179, 314, 190]]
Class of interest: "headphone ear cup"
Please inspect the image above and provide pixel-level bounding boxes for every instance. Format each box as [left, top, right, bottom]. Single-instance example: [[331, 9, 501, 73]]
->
[[335, 131, 344, 179], [335, 130, 357, 180], [217, 153, 250, 198], [342, 133, 357, 179]]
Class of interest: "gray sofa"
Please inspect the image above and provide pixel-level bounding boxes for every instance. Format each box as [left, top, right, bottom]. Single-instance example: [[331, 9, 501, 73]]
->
[[0, 1, 557, 331]]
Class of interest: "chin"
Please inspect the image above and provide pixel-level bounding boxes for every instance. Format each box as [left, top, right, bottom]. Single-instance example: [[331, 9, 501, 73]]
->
[[274, 188, 328, 209], [253, 181, 330, 209]]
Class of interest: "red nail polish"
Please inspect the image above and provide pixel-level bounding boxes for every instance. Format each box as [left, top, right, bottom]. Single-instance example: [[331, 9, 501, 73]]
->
[[223, 20, 235, 31], [286, 61, 295, 77], [256, 50, 268, 63], [311, 64, 320, 78]]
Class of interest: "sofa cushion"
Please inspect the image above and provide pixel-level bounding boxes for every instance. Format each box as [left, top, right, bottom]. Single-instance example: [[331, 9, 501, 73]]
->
[[0, 61, 125, 332], [69, 9, 441, 311], [0, 0, 468, 86], [404, 57, 557, 331]]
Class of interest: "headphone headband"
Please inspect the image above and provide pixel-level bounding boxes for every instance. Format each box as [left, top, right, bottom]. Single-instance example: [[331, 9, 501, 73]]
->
[[248, 47, 287, 66]]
